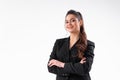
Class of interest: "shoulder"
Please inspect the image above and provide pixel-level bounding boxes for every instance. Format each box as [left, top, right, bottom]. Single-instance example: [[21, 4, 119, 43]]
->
[[85, 40, 95, 57], [55, 37, 68, 43], [87, 40, 95, 48], [53, 37, 68, 47]]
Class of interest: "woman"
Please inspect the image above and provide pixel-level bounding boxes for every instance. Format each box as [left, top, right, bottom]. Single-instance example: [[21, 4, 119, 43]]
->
[[47, 9, 95, 80]]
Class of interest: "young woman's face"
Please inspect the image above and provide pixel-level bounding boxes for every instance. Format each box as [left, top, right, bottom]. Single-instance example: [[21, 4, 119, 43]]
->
[[65, 14, 82, 33]]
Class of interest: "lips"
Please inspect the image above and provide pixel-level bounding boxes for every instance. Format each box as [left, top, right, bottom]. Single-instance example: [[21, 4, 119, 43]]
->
[[66, 26, 73, 28]]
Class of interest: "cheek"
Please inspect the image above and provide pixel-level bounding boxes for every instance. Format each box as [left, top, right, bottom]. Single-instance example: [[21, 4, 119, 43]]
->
[[77, 26, 80, 31], [75, 24, 80, 30], [72, 22, 79, 27], [64, 25, 67, 29]]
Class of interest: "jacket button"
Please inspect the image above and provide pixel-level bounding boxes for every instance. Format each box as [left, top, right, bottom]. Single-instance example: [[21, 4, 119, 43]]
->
[[66, 77, 68, 80]]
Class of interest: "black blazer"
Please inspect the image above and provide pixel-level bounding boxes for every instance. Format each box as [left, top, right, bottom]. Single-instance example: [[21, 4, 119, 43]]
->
[[47, 37, 95, 80]]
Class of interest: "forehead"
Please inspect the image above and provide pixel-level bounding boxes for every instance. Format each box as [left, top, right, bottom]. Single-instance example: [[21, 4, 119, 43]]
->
[[65, 14, 77, 20]]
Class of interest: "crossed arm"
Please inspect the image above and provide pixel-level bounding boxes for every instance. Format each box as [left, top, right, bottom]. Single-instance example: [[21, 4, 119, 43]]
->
[[48, 57, 86, 68], [47, 40, 95, 76]]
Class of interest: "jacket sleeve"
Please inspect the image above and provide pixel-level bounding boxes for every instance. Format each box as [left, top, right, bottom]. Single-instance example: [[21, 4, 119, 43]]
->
[[63, 41, 95, 76], [47, 40, 68, 76], [47, 40, 57, 74]]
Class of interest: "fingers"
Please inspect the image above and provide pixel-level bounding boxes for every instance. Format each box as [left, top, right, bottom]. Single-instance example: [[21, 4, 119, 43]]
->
[[48, 62, 54, 67], [80, 57, 86, 64], [48, 59, 55, 67], [82, 57, 86, 61], [48, 61, 52, 67], [48, 59, 64, 68]]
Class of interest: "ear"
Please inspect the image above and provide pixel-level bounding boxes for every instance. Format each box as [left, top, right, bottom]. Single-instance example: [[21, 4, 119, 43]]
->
[[79, 20, 83, 26]]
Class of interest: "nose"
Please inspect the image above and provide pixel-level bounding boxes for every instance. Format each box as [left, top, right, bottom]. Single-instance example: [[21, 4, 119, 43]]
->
[[67, 22, 72, 25]]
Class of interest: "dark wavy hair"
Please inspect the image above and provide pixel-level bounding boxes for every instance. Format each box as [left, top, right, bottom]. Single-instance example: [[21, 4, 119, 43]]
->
[[66, 10, 87, 59]]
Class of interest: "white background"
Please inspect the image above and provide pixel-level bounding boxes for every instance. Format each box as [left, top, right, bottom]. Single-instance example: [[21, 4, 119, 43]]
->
[[0, 0, 120, 80]]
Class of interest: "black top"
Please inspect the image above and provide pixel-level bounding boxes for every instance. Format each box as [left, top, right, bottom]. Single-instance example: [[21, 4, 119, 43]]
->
[[47, 37, 95, 80]]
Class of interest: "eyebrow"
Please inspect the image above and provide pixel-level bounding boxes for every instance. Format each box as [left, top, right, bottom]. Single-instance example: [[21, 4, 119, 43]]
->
[[65, 18, 76, 21]]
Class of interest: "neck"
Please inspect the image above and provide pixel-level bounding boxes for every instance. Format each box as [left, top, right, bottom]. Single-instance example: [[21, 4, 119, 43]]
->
[[69, 32, 80, 49], [70, 32, 80, 41]]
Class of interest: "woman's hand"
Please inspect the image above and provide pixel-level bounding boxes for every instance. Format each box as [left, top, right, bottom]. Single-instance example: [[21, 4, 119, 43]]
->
[[80, 57, 86, 64], [48, 59, 65, 68], [48, 57, 86, 68]]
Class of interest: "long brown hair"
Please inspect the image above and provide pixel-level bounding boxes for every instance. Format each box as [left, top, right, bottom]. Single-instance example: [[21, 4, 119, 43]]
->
[[66, 10, 87, 59]]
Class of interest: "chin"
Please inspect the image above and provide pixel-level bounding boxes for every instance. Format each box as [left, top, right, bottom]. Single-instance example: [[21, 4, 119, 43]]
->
[[67, 30, 74, 33], [66, 28, 75, 33]]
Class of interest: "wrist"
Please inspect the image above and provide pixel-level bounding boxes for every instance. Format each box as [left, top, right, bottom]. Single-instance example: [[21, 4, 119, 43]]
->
[[61, 63, 65, 68]]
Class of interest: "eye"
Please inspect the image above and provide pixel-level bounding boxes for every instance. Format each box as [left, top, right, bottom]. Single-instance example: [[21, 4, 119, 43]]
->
[[71, 19, 76, 22], [65, 21, 69, 24]]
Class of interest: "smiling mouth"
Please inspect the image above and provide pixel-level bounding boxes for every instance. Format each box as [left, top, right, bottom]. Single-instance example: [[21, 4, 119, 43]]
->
[[67, 26, 73, 29], [67, 26, 73, 28]]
